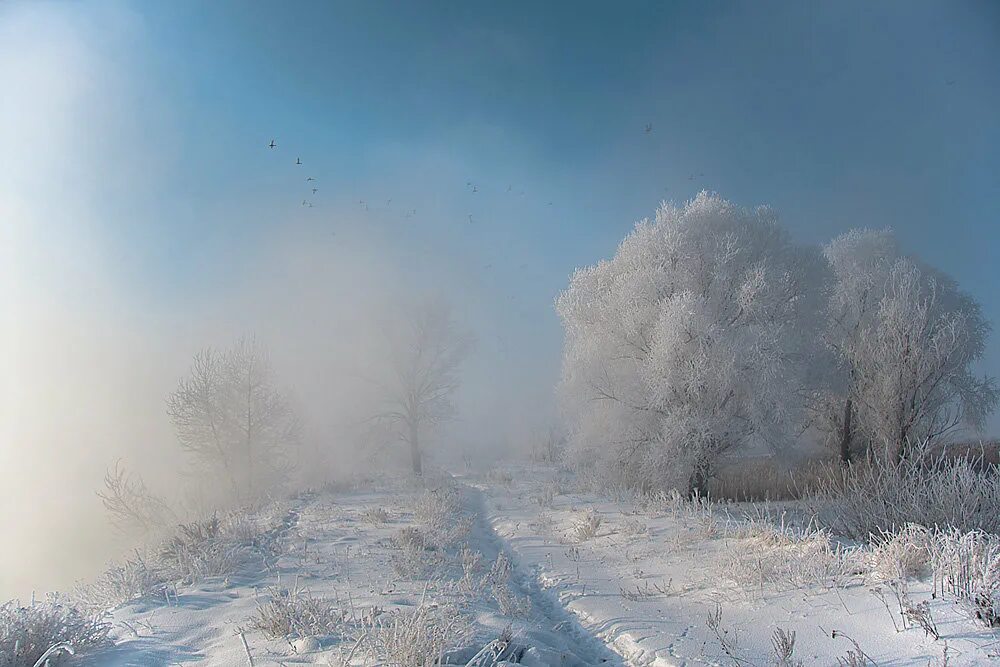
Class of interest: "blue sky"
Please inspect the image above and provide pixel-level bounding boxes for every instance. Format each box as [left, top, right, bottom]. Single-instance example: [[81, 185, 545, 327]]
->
[[4, 0, 1000, 431]]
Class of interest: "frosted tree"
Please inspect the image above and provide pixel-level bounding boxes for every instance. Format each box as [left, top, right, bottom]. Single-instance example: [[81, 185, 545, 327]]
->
[[557, 192, 826, 495], [369, 299, 473, 475], [813, 228, 899, 463], [167, 335, 299, 502], [822, 229, 997, 462]]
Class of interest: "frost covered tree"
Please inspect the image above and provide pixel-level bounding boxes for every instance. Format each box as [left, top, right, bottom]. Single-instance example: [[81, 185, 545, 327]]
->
[[167, 335, 299, 502], [557, 193, 826, 495], [369, 299, 473, 475], [820, 229, 997, 463]]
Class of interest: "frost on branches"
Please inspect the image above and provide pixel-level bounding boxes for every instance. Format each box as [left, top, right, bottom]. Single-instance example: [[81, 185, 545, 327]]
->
[[820, 229, 997, 464], [556, 193, 825, 496]]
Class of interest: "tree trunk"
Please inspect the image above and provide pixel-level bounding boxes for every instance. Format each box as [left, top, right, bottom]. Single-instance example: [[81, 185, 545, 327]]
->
[[687, 463, 709, 499], [839, 398, 853, 465], [409, 422, 423, 476]]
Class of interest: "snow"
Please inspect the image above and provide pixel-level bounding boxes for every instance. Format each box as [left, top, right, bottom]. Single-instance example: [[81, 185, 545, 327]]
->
[[477, 468, 1000, 666], [77, 470, 1000, 666]]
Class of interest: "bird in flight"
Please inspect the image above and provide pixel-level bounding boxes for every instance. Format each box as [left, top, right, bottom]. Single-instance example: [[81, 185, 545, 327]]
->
[[472, 185, 478, 193], [306, 177, 316, 182], [644, 123, 653, 134], [468, 214, 473, 224], [946, 79, 956, 86], [296, 157, 302, 165], [268, 139, 277, 149], [301, 200, 313, 208], [312, 188, 318, 195]]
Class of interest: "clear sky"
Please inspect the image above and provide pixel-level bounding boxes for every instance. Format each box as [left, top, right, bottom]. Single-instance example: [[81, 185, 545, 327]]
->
[[3, 0, 999, 431]]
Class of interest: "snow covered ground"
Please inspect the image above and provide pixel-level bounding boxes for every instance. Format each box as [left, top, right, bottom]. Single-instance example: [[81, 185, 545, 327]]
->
[[76, 469, 1000, 666], [477, 468, 1000, 666]]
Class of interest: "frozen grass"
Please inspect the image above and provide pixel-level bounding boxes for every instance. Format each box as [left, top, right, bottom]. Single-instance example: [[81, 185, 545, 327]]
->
[[482, 554, 531, 618], [571, 509, 603, 542], [360, 506, 391, 524], [73, 552, 166, 614], [75, 503, 288, 612], [248, 586, 345, 639], [390, 527, 445, 579], [0, 597, 111, 667], [927, 529, 1000, 626], [724, 511, 860, 591], [413, 486, 472, 548], [356, 604, 474, 667], [812, 447, 1000, 539], [709, 458, 829, 502]]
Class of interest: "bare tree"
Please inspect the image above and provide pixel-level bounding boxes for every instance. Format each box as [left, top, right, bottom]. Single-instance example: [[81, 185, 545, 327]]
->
[[369, 300, 473, 475], [167, 335, 299, 502], [97, 460, 175, 535]]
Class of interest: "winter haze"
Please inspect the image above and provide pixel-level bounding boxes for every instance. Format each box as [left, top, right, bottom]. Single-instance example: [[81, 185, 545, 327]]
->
[[2, 2, 1000, 665]]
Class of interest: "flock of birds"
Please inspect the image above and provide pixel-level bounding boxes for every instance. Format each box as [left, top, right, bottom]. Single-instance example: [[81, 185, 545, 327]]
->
[[264, 122, 710, 234]]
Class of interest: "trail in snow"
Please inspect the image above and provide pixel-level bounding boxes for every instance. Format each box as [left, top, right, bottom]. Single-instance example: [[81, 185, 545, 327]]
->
[[459, 482, 622, 667], [89, 477, 628, 666], [80, 472, 1000, 666]]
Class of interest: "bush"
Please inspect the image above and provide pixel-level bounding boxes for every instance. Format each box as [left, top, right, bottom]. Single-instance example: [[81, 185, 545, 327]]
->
[[812, 447, 1000, 539], [74, 553, 166, 613], [357, 604, 473, 667], [928, 529, 1000, 626], [0, 598, 111, 667], [248, 587, 345, 639], [724, 513, 858, 589]]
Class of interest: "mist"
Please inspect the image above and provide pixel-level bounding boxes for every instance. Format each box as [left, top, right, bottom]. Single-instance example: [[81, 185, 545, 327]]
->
[[0, 2, 561, 599], [3, 8, 1000, 665]]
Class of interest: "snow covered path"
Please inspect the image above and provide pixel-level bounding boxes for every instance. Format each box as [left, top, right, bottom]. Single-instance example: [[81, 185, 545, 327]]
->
[[87, 478, 626, 666], [79, 472, 1000, 666]]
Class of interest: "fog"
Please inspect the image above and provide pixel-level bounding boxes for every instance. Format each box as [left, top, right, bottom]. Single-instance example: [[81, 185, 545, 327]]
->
[[4, 0, 999, 608], [0, 3, 559, 599], [1, 213, 559, 599]]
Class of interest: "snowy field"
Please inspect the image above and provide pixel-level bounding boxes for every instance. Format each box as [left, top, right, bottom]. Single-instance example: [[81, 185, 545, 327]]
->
[[46, 469, 998, 666]]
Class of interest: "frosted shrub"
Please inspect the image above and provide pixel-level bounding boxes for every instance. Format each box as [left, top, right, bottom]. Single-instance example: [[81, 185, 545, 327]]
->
[[725, 515, 858, 589], [391, 527, 443, 579], [248, 587, 345, 639], [74, 553, 166, 612], [483, 554, 531, 618], [813, 449, 1000, 539], [928, 529, 1000, 626], [866, 524, 933, 582], [158, 516, 240, 583], [0, 598, 111, 667], [360, 506, 391, 524], [357, 604, 473, 667], [413, 487, 470, 547], [571, 510, 602, 542]]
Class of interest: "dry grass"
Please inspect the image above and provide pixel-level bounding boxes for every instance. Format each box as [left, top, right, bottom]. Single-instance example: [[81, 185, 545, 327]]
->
[[356, 604, 473, 667], [0, 597, 111, 667], [709, 458, 831, 502], [571, 509, 603, 542], [360, 506, 391, 525], [812, 448, 1000, 539], [248, 586, 345, 639]]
